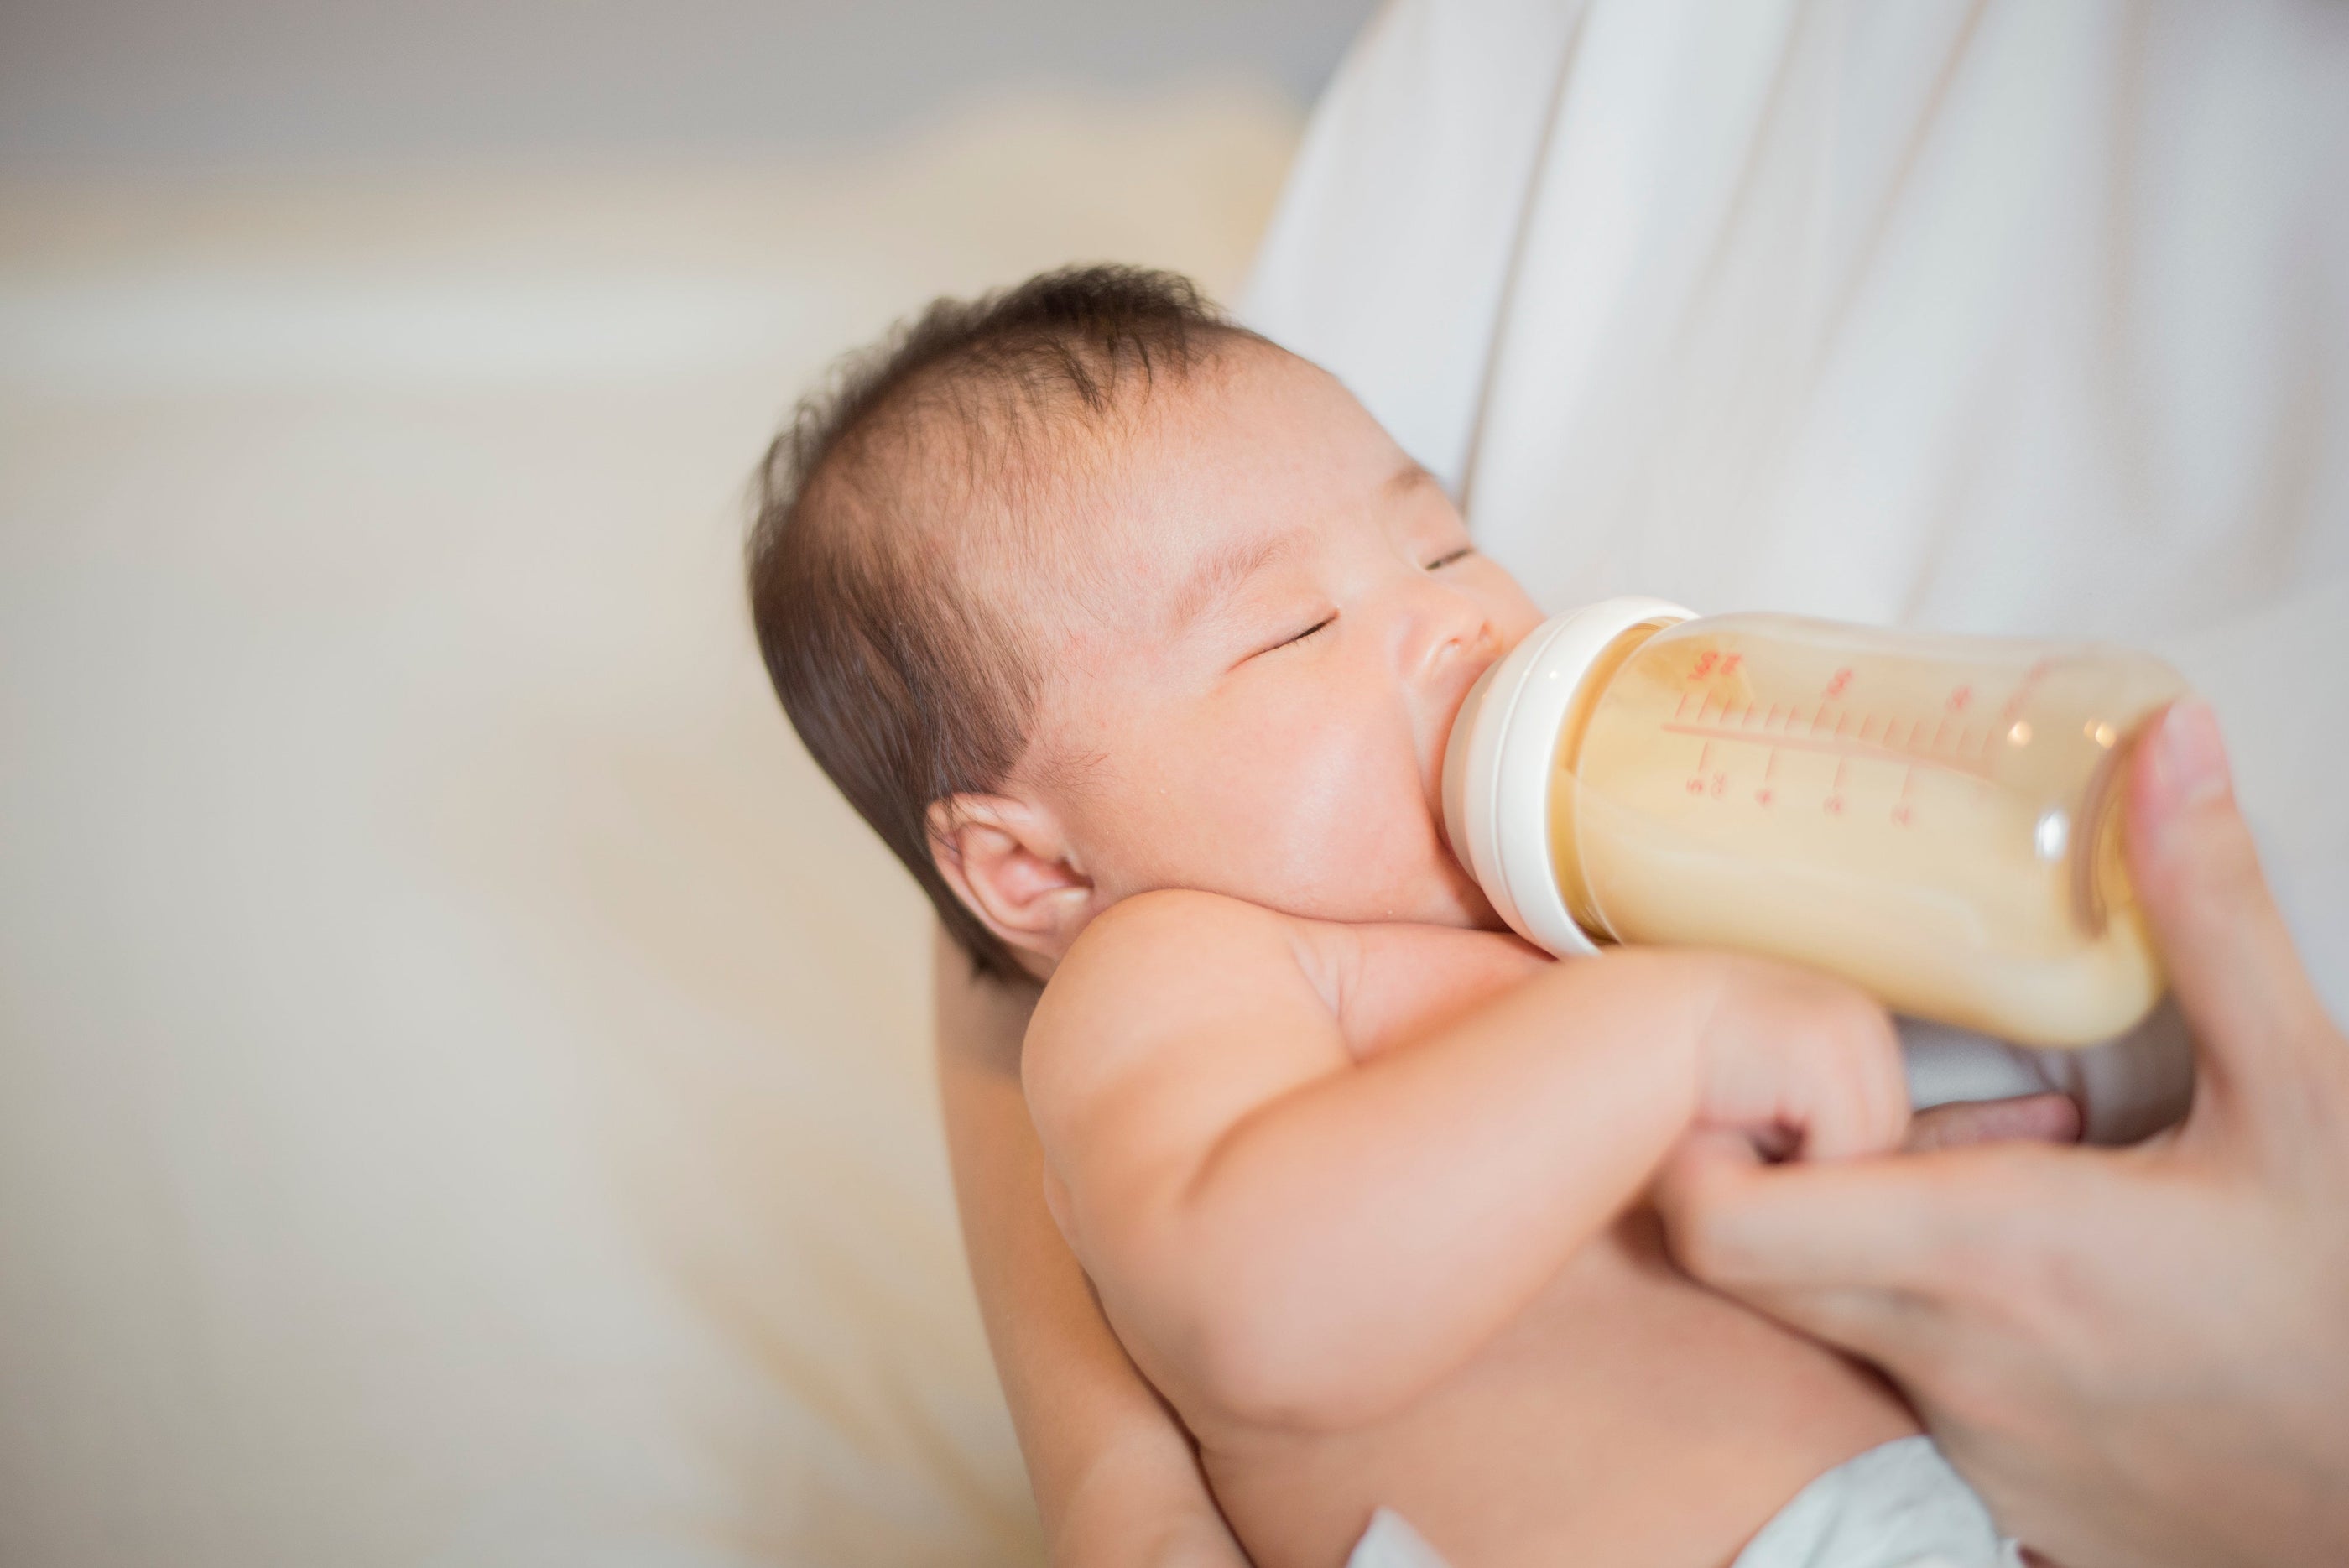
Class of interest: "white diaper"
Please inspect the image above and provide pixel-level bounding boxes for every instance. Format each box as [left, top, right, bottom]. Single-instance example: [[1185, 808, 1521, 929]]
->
[[1346, 1436, 2020, 1568], [1726, 1436, 2022, 1568]]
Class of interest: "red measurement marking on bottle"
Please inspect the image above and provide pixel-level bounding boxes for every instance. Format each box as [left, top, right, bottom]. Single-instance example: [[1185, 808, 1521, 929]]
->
[[1999, 659, 2052, 724], [1693, 652, 1719, 678], [1948, 685, 1972, 713], [1710, 771, 1727, 799], [1893, 766, 1916, 826], [1834, 709, 1852, 737], [1825, 795, 1846, 815], [1689, 742, 1715, 794], [1892, 805, 1913, 826], [1655, 721, 2000, 783], [1825, 667, 1853, 700]]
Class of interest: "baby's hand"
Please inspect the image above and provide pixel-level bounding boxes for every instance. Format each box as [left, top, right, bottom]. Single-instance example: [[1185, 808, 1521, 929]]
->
[[1683, 954, 1909, 1161]]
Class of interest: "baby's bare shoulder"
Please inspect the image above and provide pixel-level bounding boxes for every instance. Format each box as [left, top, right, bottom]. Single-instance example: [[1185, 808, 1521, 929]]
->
[[1049, 890, 1341, 1016], [1024, 892, 1351, 1125]]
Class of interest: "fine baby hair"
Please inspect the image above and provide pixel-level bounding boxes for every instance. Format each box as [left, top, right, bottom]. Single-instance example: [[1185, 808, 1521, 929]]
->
[[746, 266, 1263, 980]]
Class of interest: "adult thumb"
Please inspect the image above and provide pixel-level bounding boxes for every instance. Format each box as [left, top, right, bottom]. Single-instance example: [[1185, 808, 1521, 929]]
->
[[2123, 700, 2341, 1133]]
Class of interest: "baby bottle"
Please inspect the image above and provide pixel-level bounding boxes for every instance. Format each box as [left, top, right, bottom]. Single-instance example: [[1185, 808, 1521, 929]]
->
[[1442, 599, 2190, 1046]]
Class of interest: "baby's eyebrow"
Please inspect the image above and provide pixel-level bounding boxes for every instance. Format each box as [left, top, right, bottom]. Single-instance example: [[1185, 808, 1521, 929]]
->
[[1167, 528, 1306, 631]]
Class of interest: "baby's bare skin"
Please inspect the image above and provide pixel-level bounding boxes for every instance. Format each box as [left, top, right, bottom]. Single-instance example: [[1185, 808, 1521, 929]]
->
[[916, 339, 1921, 1564], [1027, 904, 1918, 1568]]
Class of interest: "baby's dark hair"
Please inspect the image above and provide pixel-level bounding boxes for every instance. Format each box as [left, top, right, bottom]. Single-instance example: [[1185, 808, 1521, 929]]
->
[[747, 264, 1263, 981]]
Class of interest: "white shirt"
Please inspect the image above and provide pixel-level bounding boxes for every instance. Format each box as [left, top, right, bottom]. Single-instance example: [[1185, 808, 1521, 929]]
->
[[1241, 0, 2349, 1124]]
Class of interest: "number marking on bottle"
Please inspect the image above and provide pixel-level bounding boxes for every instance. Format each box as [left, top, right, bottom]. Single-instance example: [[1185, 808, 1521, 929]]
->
[[1825, 668, 1853, 700]]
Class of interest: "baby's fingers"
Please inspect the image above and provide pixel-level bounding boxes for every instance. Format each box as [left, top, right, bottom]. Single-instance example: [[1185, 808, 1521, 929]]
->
[[1691, 957, 1908, 1160], [1792, 1008, 1912, 1161]]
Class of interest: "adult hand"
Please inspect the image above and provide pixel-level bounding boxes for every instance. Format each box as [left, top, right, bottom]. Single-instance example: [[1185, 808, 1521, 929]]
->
[[1658, 701, 2349, 1568]]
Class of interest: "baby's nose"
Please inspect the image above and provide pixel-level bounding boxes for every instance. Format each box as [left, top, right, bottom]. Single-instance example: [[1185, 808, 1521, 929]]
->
[[1402, 588, 1498, 695]]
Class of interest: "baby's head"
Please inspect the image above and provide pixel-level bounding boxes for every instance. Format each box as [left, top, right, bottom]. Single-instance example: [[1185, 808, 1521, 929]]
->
[[750, 267, 1543, 980]]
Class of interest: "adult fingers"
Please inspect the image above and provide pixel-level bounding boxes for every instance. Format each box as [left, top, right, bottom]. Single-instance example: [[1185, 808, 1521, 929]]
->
[[2124, 701, 2346, 1138], [1658, 1098, 2074, 1300], [1903, 1093, 2081, 1154], [1654, 1130, 2000, 1362]]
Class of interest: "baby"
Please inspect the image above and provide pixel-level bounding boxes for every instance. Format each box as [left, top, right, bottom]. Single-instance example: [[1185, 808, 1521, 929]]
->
[[749, 268, 2019, 1567]]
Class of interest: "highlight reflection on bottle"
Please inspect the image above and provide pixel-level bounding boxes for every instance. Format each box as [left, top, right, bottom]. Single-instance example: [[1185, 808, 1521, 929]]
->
[[1445, 602, 2187, 1047]]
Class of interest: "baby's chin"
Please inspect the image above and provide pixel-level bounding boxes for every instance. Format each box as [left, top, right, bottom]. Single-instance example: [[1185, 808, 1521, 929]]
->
[[1293, 856, 1504, 932]]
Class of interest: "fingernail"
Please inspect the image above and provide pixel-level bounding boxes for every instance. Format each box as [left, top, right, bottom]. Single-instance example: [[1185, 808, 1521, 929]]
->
[[2151, 698, 2231, 810]]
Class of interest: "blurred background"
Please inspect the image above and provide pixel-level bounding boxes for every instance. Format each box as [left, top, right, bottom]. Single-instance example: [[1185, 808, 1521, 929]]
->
[[0, 4, 1373, 1565]]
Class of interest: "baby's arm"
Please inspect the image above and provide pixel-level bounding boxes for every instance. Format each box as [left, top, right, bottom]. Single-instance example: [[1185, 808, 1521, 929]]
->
[[1023, 890, 1909, 1432]]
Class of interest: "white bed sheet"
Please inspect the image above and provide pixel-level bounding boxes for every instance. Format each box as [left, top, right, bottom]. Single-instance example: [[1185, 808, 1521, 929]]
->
[[0, 84, 1300, 1568]]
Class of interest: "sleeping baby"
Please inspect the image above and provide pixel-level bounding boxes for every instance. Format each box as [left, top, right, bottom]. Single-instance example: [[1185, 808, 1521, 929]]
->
[[747, 266, 2039, 1568]]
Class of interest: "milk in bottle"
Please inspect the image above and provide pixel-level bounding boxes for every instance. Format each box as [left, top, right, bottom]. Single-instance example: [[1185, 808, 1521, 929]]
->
[[1442, 600, 2188, 1046]]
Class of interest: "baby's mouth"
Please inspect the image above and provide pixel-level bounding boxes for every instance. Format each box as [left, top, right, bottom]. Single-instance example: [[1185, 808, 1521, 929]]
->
[[1430, 655, 1503, 857]]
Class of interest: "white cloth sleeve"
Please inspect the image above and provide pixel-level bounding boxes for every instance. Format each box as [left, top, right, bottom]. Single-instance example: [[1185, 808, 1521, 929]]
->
[[1239, 0, 1591, 492], [1242, 0, 2348, 1039]]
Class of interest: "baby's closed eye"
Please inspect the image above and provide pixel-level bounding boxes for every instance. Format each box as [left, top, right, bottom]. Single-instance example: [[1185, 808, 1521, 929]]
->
[[1257, 614, 1337, 657]]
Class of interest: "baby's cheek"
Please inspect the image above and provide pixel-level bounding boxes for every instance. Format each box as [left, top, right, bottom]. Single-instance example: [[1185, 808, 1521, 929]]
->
[[1085, 693, 1441, 917], [1247, 714, 1440, 913]]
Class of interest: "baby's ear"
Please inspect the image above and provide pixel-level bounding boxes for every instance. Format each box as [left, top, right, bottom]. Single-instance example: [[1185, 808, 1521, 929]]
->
[[927, 794, 1101, 967]]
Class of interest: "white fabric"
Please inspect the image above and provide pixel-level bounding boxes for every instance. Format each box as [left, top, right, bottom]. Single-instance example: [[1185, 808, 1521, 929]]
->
[[0, 87, 1303, 1568], [1246, 0, 2349, 1042], [1729, 1437, 2018, 1568], [1347, 1507, 1453, 1568], [1346, 1436, 2016, 1568]]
